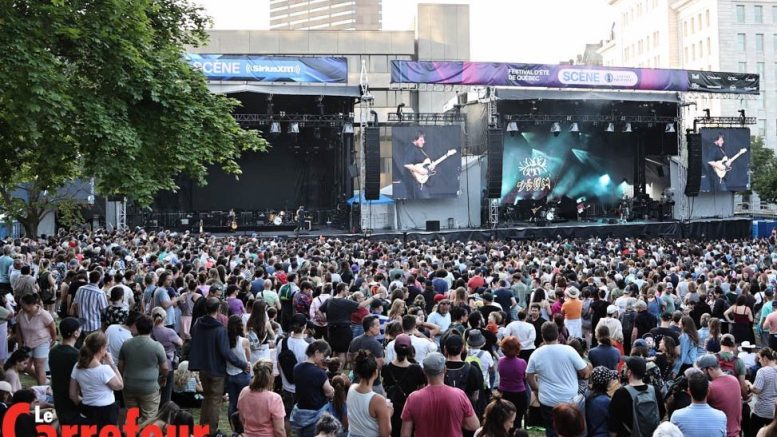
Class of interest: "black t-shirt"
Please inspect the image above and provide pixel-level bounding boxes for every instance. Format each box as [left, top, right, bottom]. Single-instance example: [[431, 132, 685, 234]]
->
[[530, 316, 547, 348], [608, 384, 665, 437], [49, 344, 80, 424], [445, 360, 483, 398], [590, 300, 609, 331], [381, 363, 425, 401], [634, 311, 658, 339], [690, 302, 711, 327], [294, 362, 329, 410], [320, 297, 358, 325]]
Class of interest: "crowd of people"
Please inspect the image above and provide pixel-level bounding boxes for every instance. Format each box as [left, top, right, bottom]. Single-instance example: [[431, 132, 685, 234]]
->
[[2, 228, 777, 436]]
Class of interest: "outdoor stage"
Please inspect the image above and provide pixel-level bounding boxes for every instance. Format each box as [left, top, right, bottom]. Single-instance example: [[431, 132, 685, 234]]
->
[[218, 217, 752, 242]]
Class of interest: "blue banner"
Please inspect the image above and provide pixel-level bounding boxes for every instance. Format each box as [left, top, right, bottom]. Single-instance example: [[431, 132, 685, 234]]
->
[[186, 54, 348, 83]]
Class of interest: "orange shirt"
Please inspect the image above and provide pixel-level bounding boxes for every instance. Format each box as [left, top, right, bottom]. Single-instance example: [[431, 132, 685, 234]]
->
[[562, 299, 583, 320]]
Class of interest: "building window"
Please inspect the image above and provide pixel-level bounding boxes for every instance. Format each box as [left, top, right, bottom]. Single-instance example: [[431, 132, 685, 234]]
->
[[654, 31, 659, 47], [773, 6, 777, 23], [685, 47, 689, 62], [756, 34, 764, 53], [758, 61, 765, 77], [707, 37, 712, 55], [691, 16, 695, 32], [736, 5, 745, 23], [684, 21, 688, 36], [692, 44, 696, 60], [755, 5, 763, 23], [706, 9, 710, 27], [638, 40, 643, 55], [759, 119, 766, 137], [739, 61, 748, 72], [698, 13, 703, 28], [737, 33, 746, 52]]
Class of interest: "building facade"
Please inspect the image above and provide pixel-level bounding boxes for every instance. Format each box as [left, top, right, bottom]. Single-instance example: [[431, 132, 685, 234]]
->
[[269, 0, 382, 30], [599, 0, 775, 149]]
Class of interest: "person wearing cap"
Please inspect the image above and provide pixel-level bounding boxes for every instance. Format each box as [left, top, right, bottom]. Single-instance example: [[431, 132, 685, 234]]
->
[[696, 354, 743, 437], [428, 299, 452, 335], [561, 287, 583, 339], [384, 315, 438, 366], [399, 352, 480, 437], [669, 370, 727, 437], [188, 297, 250, 435], [608, 356, 664, 437], [466, 329, 493, 391], [383, 333, 425, 437], [527, 321, 591, 437], [49, 317, 82, 425]]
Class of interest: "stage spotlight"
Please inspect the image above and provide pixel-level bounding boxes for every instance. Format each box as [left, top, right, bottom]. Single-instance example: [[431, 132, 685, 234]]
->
[[569, 122, 580, 133], [664, 123, 675, 133], [342, 122, 354, 134], [550, 122, 561, 136], [606, 123, 615, 133], [270, 121, 281, 134], [506, 121, 519, 135], [288, 122, 300, 134], [599, 174, 611, 186], [622, 122, 632, 133]]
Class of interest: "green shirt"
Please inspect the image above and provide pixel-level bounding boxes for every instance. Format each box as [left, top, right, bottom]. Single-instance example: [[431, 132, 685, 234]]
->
[[49, 344, 79, 423], [118, 335, 167, 394]]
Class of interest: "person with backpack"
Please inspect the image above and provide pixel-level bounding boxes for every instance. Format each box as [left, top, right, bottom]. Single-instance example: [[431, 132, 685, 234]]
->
[[442, 333, 483, 413], [278, 273, 299, 332], [608, 356, 664, 437], [277, 313, 312, 424], [715, 334, 750, 399], [697, 353, 744, 437], [36, 259, 56, 314], [669, 370, 727, 437], [382, 334, 425, 437]]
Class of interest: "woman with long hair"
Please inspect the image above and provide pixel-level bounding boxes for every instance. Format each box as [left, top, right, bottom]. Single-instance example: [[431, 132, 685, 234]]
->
[[3, 347, 31, 393], [551, 403, 585, 437], [706, 317, 722, 352], [382, 334, 424, 437], [68, 332, 123, 427], [237, 360, 286, 437], [139, 401, 181, 436], [151, 306, 183, 405], [676, 315, 701, 375], [246, 301, 276, 363], [496, 336, 527, 432], [346, 350, 392, 437], [654, 336, 679, 380], [388, 300, 406, 322], [226, 315, 252, 424], [328, 373, 350, 433], [750, 347, 777, 433], [473, 395, 517, 437]]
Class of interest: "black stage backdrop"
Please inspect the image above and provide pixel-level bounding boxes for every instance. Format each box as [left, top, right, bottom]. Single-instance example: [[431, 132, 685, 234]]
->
[[392, 126, 461, 199], [700, 127, 751, 193]]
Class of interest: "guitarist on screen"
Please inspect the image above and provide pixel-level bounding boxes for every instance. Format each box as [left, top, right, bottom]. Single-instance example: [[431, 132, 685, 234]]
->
[[401, 130, 457, 199], [706, 132, 747, 191]]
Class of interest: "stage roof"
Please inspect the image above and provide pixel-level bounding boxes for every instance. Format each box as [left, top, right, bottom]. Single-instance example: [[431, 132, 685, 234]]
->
[[493, 88, 681, 103], [207, 83, 361, 97]]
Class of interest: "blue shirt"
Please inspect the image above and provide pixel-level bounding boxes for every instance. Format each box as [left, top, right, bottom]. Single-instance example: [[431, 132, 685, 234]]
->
[[0, 255, 11, 284], [670, 403, 727, 437], [588, 345, 621, 370]]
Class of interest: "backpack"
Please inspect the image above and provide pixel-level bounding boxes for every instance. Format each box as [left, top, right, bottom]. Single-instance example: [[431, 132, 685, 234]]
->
[[279, 284, 295, 302], [715, 352, 738, 376], [277, 336, 297, 384], [755, 292, 766, 316], [444, 361, 472, 391], [465, 350, 490, 390], [624, 385, 660, 437], [384, 365, 409, 408], [37, 272, 54, 303]]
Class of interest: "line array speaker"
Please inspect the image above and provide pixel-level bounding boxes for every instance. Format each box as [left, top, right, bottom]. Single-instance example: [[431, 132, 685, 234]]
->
[[685, 133, 702, 197], [486, 128, 504, 199], [364, 127, 380, 200]]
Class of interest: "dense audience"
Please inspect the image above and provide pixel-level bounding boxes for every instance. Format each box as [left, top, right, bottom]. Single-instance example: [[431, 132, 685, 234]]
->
[[1, 228, 777, 436]]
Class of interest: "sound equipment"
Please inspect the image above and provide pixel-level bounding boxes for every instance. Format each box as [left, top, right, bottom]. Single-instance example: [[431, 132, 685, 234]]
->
[[486, 128, 504, 198], [364, 127, 381, 200], [685, 133, 702, 197], [425, 220, 440, 232]]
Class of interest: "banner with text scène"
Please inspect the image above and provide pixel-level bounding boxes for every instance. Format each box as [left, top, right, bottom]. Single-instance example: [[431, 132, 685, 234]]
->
[[186, 54, 347, 83]]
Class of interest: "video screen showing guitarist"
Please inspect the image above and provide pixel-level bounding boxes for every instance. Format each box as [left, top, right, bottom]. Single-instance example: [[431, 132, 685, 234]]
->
[[703, 130, 749, 192], [393, 127, 460, 199]]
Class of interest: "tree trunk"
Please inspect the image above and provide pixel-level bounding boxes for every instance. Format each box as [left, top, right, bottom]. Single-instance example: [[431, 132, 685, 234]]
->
[[20, 215, 41, 237]]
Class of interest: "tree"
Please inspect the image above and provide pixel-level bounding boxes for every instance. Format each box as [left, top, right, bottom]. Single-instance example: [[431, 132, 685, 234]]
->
[[750, 136, 777, 205], [0, 0, 267, 236]]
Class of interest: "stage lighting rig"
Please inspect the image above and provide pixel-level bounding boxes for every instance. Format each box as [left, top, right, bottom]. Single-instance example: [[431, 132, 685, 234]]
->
[[606, 123, 615, 133], [569, 123, 580, 134], [665, 123, 675, 133], [622, 122, 632, 133], [550, 122, 561, 136], [506, 121, 519, 135]]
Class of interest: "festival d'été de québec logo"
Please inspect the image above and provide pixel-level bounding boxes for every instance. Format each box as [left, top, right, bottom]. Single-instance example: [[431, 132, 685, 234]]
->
[[2, 404, 209, 437]]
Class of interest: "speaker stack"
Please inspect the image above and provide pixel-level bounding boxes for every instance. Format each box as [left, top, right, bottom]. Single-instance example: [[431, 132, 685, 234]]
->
[[486, 128, 504, 198], [364, 127, 380, 200], [685, 133, 702, 197]]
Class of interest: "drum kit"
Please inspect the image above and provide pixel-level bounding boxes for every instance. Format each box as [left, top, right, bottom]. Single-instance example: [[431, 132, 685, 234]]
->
[[267, 210, 287, 226], [529, 200, 560, 224]]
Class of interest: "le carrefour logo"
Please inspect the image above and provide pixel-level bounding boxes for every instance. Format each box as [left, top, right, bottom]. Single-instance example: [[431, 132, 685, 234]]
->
[[558, 68, 639, 87]]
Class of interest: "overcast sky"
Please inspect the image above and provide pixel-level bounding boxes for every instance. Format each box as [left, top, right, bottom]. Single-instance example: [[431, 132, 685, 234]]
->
[[194, 0, 614, 64]]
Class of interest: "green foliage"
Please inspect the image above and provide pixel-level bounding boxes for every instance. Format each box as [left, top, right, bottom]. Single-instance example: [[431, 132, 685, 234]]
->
[[0, 0, 267, 234], [56, 199, 86, 230], [750, 136, 777, 205]]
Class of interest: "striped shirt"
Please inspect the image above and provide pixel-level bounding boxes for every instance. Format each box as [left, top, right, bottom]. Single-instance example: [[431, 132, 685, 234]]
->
[[670, 402, 727, 437], [74, 283, 108, 332]]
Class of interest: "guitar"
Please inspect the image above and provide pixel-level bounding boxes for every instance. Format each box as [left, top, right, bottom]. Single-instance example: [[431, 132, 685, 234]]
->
[[708, 148, 747, 182], [407, 149, 458, 187], [230, 218, 238, 231], [576, 204, 591, 214]]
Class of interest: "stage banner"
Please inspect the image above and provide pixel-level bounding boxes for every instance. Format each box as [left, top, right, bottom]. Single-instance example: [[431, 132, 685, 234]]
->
[[700, 128, 751, 193], [186, 54, 347, 83], [688, 70, 760, 94], [392, 126, 461, 200], [391, 61, 760, 95]]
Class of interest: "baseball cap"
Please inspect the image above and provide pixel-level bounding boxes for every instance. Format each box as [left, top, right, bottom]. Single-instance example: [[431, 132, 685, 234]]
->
[[0, 381, 11, 393], [59, 317, 83, 338], [696, 354, 720, 369], [625, 356, 647, 378], [422, 352, 446, 376], [606, 305, 618, 315], [766, 289, 775, 297], [394, 334, 412, 351]]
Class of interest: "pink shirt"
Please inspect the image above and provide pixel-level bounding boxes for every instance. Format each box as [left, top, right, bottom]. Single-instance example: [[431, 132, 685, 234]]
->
[[708, 374, 742, 437], [17, 308, 54, 348], [401, 384, 475, 437], [237, 388, 285, 436]]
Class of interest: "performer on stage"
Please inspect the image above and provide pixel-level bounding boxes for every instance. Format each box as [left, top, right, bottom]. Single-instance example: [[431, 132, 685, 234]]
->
[[228, 208, 237, 231], [295, 205, 305, 233], [397, 130, 457, 200]]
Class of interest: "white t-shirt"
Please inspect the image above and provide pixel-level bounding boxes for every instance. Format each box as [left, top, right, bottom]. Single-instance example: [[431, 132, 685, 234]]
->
[[526, 344, 587, 407], [428, 311, 451, 332], [504, 320, 536, 351], [384, 335, 438, 366], [277, 336, 309, 393], [71, 364, 116, 407], [105, 324, 133, 364]]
